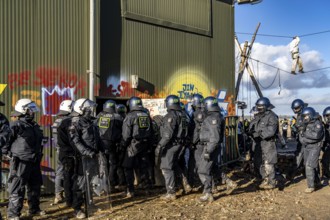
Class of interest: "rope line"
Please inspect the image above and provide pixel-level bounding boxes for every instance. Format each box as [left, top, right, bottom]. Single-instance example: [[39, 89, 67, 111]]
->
[[236, 29, 330, 39], [248, 57, 330, 74]]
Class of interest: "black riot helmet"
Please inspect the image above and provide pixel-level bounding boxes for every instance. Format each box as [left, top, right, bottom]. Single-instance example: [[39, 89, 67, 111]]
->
[[301, 107, 316, 124], [255, 97, 273, 114], [203, 96, 220, 112], [291, 99, 305, 114], [127, 96, 143, 111], [191, 94, 204, 109], [322, 106, 330, 124], [103, 99, 116, 113], [165, 95, 181, 110], [116, 104, 127, 118]]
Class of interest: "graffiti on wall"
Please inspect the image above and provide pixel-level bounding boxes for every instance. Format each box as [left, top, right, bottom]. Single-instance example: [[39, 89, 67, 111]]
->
[[8, 66, 87, 126], [177, 84, 199, 99], [105, 72, 236, 116]]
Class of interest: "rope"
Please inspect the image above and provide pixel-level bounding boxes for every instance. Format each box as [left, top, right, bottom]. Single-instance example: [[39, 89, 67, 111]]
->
[[235, 29, 330, 39], [248, 57, 330, 74], [278, 69, 282, 95], [251, 60, 279, 89]]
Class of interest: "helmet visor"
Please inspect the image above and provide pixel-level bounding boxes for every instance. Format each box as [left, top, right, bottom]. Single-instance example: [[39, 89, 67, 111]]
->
[[303, 114, 311, 124], [325, 114, 330, 124], [256, 105, 265, 113], [293, 106, 302, 114], [26, 102, 40, 113]]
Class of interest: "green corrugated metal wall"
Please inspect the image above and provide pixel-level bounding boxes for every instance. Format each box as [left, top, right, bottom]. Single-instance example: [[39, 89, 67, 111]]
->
[[100, 0, 235, 114], [0, 0, 100, 198]]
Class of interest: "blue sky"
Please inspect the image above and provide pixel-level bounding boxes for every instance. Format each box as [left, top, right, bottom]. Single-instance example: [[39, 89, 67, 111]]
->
[[234, 0, 330, 116]]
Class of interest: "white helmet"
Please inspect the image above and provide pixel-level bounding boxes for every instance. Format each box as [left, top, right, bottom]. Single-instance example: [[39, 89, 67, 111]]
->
[[14, 98, 39, 115], [73, 98, 96, 115], [58, 100, 74, 115]]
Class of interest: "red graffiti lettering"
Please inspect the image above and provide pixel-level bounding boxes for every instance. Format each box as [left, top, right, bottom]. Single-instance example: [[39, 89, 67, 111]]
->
[[34, 67, 87, 96], [8, 71, 32, 89]]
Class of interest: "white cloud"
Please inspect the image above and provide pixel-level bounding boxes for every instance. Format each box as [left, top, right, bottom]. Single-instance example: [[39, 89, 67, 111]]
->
[[236, 42, 330, 115]]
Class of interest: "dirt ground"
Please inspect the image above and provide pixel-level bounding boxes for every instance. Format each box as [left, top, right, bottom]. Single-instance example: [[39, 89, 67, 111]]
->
[[1, 168, 330, 220]]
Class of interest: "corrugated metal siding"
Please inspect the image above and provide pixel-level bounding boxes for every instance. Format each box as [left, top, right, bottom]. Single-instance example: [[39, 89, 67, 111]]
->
[[0, 0, 100, 199], [122, 0, 212, 36], [100, 0, 235, 114]]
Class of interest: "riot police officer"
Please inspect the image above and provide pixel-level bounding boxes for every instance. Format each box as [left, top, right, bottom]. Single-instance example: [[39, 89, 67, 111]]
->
[[322, 107, 330, 178], [53, 100, 75, 207], [52, 100, 74, 205], [291, 99, 307, 173], [2, 99, 45, 219], [121, 97, 153, 197], [0, 100, 11, 191], [177, 102, 192, 193], [156, 95, 187, 200], [300, 107, 324, 193], [253, 97, 278, 189], [96, 99, 123, 191], [189, 94, 205, 189], [68, 98, 100, 219], [196, 96, 222, 202]]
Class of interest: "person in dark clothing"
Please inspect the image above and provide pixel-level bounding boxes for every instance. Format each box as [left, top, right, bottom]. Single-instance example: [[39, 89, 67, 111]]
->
[[96, 99, 123, 191], [322, 107, 330, 179], [52, 100, 74, 205], [189, 94, 205, 190], [291, 99, 308, 174], [196, 96, 222, 202], [68, 98, 100, 219], [2, 99, 45, 220], [247, 106, 261, 177], [120, 97, 153, 197], [300, 107, 324, 193], [0, 100, 11, 190], [155, 95, 187, 200], [52, 100, 75, 207], [176, 102, 193, 193], [252, 97, 278, 189]]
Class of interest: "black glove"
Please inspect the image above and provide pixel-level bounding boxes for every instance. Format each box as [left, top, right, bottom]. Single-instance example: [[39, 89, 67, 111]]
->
[[118, 140, 127, 152]]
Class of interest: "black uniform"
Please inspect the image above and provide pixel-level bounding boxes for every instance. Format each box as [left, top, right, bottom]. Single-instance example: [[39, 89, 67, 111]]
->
[[3, 118, 44, 218], [54, 115, 75, 206], [158, 110, 187, 194], [253, 110, 278, 186], [197, 111, 222, 194], [248, 113, 262, 178], [52, 117, 66, 198], [295, 113, 305, 170], [96, 111, 123, 187], [300, 119, 324, 188], [68, 114, 100, 213], [189, 108, 206, 186], [0, 113, 11, 189], [322, 123, 330, 178], [121, 109, 153, 194]]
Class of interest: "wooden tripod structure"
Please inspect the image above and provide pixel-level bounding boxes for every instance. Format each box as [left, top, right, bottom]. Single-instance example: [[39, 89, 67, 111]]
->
[[234, 22, 263, 101]]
